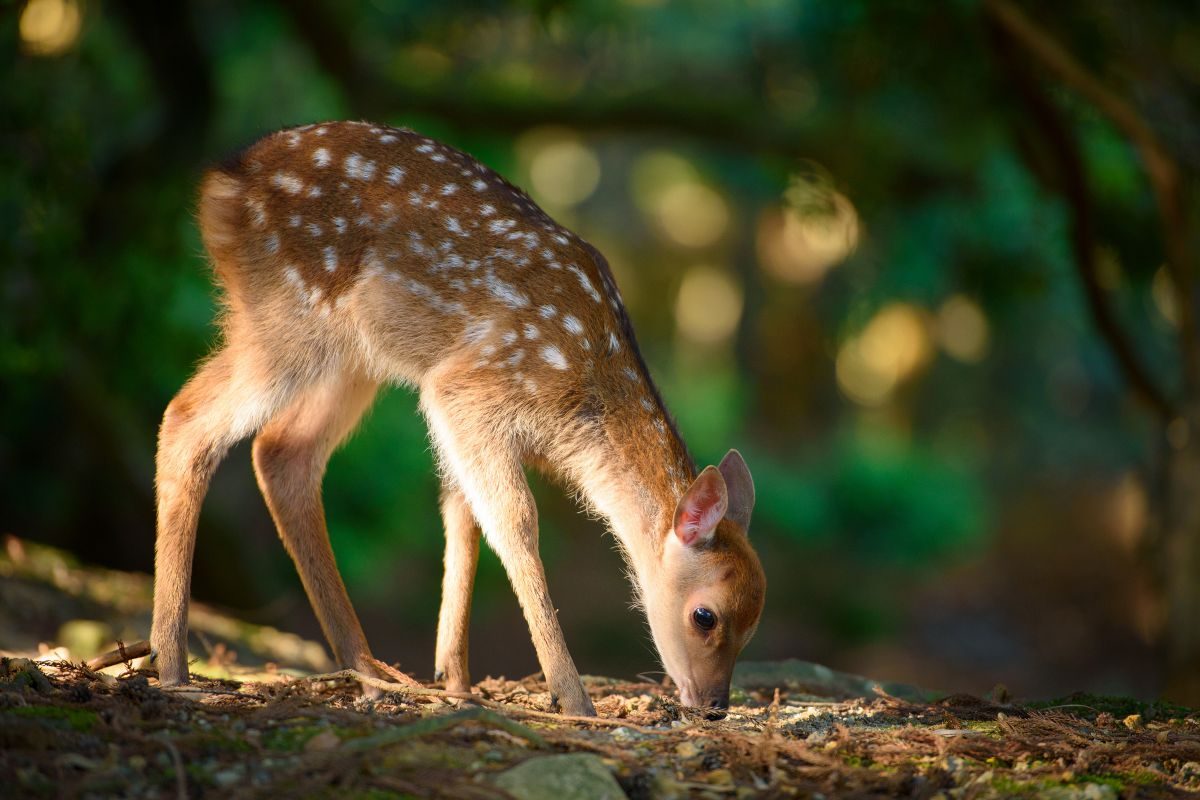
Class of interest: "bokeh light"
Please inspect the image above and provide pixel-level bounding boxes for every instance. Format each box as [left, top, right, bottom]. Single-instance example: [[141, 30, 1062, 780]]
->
[[674, 265, 743, 345], [836, 303, 932, 406], [935, 295, 990, 363], [19, 0, 82, 57], [757, 201, 858, 285], [631, 150, 729, 248], [517, 127, 601, 209], [1152, 266, 1180, 327], [756, 163, 858, 284]]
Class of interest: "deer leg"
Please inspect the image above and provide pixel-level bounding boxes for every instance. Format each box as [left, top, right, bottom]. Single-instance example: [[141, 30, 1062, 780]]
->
[[251, 370, 384, 690], [151, 347, 288, 686], [434, 483, 480, 693], [421, 371, 595, 716]]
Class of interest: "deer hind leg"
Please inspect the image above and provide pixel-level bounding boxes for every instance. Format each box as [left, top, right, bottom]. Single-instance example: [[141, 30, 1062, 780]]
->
[[421, 368, 595, 716], [151, 346, 292, 686], [250, 370, 384, 687], [434, 482, 480, 693]]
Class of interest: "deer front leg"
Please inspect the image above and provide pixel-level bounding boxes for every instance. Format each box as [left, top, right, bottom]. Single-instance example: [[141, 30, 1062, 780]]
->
[[152, 348, 284, 686], [421, 379, 595, 716], [435, 483, 480, 693]]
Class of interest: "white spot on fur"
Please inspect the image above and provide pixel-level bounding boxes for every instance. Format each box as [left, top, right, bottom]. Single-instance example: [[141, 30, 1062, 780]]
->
[[502, 330, 518, 346], [486, 274, 530, 308], [472, 178, 487, 191], [344, 153, 376, 181], [264, 232, 280, 254], [480, 204, 496, 217], [272, 172, 304, 194], [288, 214, 301, 228], [568, 265, 602, 303], [323, 246, 337, 272], [445, 217, 467, 236], [246, 197, 267, 228], [623, 366, 640, 382], [333, 217, 347, 234], [441, 183, 459, 196], [406, 279, 465, 315], [607, 331, 620, 354], [488, 219, 516, 235], [386, 166, 406, 186], [463, 318, 494, 344], [379, 134, 398, 144], [506, 349, 526, 367], [539, 305, 557, 319], [562, 315, 584, 335], [307, 222, 322, 237], [313, 148, 331, 167], [523, 323, 539, 339], [415, 143, 435, 153], [540, 345, 568, 370]]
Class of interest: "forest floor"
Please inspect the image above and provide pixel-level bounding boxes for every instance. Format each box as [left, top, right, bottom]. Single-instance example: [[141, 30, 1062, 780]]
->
[[2, 536, 1200, 799]]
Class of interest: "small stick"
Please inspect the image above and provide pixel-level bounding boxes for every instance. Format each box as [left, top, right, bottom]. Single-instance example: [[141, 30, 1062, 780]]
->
[[370, 657, 421, 687], [85, 640, 152, 671], [304, 669, 684, 734]]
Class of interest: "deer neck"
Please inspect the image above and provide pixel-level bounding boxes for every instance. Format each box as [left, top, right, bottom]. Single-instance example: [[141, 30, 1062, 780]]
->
[[567, 394, 696, 597]]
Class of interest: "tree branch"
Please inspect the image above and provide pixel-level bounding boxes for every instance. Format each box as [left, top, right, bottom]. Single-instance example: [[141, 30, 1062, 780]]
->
[[987, 13, 1174, 420], [985, 0, 1197, 396], [277, 0, 823, 164]]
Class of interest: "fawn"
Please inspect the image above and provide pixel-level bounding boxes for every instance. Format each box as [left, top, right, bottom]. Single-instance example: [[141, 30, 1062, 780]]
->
[[150, 121, 766, 717]]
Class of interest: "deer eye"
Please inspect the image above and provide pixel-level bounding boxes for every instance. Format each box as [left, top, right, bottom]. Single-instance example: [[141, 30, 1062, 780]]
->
[[692, 607, 717, 632]]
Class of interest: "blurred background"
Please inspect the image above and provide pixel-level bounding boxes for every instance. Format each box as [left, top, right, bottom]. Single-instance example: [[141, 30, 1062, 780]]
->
[[4, 0, 1200, 703]]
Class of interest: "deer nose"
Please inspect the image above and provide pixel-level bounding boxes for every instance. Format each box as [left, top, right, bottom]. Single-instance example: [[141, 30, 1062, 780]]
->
[[681, 685, 730, 720], [704, 691, 730, 721]]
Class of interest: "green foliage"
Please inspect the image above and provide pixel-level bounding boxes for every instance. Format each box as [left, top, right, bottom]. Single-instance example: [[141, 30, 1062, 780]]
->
[[3, 0, 1192, 688], [5, 705, 98, 732], [758, 430, 986, 567]]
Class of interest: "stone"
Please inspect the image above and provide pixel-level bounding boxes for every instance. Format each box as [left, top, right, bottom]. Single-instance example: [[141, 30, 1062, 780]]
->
[[493, 753, 626, 800]]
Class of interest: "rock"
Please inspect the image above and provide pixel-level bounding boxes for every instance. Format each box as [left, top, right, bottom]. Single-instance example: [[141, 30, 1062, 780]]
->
[[304, 729, 340, 752], [704, 768, 734, 786], [0, 658, 53, 692], [733, 659, 940, 703], [1041, 784, 1117, 800], [493, 753, 627, 800], [611, 726, 641, 743]]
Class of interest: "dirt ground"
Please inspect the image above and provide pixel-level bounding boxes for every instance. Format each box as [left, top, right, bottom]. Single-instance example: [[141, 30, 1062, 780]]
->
[[3, 537, 1200, 799]]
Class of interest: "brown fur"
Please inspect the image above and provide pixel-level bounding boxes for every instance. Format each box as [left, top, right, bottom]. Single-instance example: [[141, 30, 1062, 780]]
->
[[150, 121, 766, 716]]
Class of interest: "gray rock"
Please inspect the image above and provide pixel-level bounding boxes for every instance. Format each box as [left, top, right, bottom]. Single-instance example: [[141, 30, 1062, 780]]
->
[[734, 658, 940, 703], [493, 753, 626, 800]]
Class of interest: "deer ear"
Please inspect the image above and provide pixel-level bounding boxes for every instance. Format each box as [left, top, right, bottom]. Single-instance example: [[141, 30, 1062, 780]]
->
[[673, 466, 728, 547], [717, 449, 755, 532]]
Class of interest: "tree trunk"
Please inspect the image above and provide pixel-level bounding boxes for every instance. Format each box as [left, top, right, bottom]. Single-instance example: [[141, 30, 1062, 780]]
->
[[1165, 408, 1200, 703]]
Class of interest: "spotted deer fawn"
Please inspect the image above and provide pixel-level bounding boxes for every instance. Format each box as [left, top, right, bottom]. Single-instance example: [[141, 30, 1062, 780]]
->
[[151, 121, 766, 716]]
